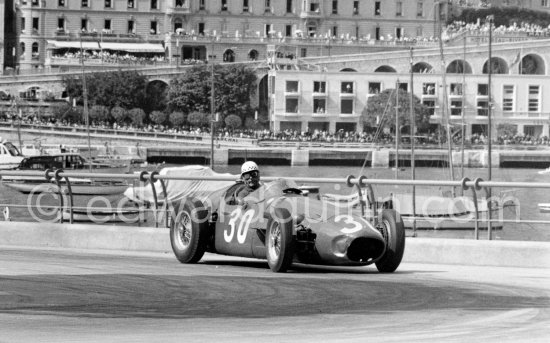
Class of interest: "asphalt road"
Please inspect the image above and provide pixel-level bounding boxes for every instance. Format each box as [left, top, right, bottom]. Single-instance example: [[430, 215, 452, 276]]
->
[[0, 246, 548, 343]]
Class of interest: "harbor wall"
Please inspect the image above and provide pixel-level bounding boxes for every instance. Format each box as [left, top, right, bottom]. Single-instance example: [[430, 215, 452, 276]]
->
[[1, 221, 548, 268]]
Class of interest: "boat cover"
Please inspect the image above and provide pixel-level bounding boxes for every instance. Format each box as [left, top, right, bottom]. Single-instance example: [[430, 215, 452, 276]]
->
[[124, 165, 237, 205]]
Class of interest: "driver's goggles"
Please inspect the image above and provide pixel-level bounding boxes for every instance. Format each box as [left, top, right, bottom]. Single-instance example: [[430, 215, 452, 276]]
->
[[243, 171, 259, 179]]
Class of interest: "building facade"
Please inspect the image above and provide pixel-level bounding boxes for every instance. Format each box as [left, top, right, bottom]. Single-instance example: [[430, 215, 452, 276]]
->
[[5, 0, 449, 72], [269, 38, 550, 139]]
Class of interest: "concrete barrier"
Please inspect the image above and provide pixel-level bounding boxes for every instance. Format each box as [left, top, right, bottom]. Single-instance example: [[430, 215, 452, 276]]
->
[[1, 221, 549, 268]]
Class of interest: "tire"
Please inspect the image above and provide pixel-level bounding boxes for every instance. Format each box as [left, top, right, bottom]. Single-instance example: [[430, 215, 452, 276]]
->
[[375, 209, 406, 273], [170, 199, 209, 264], [266, 208, 295, 273]]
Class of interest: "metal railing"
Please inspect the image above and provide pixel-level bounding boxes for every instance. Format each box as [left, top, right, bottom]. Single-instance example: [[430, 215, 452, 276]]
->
[[0, 169, 547, 240]]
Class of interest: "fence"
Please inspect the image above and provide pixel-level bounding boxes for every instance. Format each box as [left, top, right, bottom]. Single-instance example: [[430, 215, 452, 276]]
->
[[0, 169, 547, 241]]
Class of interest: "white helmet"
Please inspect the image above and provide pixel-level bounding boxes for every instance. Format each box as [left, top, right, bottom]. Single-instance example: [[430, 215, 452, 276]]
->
[[241, 161, 259, 176]]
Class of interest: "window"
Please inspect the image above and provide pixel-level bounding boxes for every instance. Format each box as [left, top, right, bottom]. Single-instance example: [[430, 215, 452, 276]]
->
[[264, 24, 271, 37], [20, 42, 25, 58], [423, 100, 436, 116], [150, 21, 158, 34], [528, 85, 540, 112], [300, 48, 307, 58], [502, 85, 514, 112], [31, 0, 39, 6], [341, 99, 354, 114], [105, 0, 112, 8], [265, 0, 272, 12], [243, 0, 249, 12], [199, 0, 205, 10], [331, 26, 338, 38], [332, 0, 338, 14], [309, 1, 319, 12], [82, 0, 89, 7], [81, 19, 88, 31], [286, 81, 299, 93], [477, 100, 488, 116], [353, 1, 359, 15], [368, 82, 381, 94], [313, 81, 326, 93], [450, 83, 463, 96], [450, 100, 462, 116], [285, 25, 292, 37], [416, 26, 423, 37], [222, 0, 228, 11], [543, 0, 550, 7], [398, 82, 408, 92], [57, 18, 65, 30], [104, 19, 111, 30], [341, 82, 354, 93], [477, 84, 488, 96], [31, 42, 39, 59], [128, 20, 135, 34], [58, 0, 66, 7], [21, 18, 25, 32], [286, 98, 299, 113], [198, 22, 205, 35], [417, 1, 423, 16], [313, 99, 326, 114], [374, 1, 381, 15], [151, 0, 158, 9], [32, 17, 39, 31], [396, 27, 402, 39], [423, 83, 436, 95], [128, 0, 134, 9], [396, 1, 402, 16], [286, 0, 293, 13]]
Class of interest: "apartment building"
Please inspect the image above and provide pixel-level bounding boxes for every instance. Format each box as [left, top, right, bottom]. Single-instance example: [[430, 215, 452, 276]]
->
[[3, 0, 448, 71], [269, 38, 550, 139]]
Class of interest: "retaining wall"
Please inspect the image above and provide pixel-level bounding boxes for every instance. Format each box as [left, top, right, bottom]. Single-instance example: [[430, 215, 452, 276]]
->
[[1, 221, 548, 268]]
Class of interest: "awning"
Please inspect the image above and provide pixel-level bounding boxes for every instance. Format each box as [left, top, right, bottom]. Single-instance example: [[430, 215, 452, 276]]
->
[[99, 42, 165, 53], [46, 40, 100, 50]]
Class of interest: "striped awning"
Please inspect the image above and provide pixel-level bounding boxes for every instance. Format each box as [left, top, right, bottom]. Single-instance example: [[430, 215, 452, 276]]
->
[[47, 40, 101, 50], [99, 42, 165, 53]]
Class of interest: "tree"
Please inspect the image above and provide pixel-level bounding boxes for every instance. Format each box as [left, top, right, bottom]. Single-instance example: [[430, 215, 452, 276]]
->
[[169, 111, 186, 127], [361, 89, 431, 135], [149, 110, 168, 125], [187, 111, 210, 127], [89, 105, 110, 122], [224, 114, 242, 131], [111, 106, 128, 123], [128, 108, 146, 126], [51, 103, 82, 123], [62, 70, 148, 109], [167, 64, 257, 122]]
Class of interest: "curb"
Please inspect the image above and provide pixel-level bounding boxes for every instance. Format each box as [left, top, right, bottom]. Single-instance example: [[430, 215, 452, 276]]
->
[[1, 221, 548, 268]]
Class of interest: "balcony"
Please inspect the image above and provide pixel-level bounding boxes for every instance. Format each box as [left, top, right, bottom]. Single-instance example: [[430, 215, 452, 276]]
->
[[300, 10, 323, 19], [167, 4, 191, 15]]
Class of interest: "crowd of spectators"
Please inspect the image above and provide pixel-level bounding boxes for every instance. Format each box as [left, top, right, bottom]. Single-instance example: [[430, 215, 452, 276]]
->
[[52, 50, 167, 65], [2, 114, 550, 148], [443, 20, 550, 40]]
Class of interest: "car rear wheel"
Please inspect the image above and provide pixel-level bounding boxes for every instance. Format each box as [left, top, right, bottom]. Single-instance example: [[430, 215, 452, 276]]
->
[[266, 208, 295, 273], [170, 199, 209, 264], [375, 209, 405, 273]]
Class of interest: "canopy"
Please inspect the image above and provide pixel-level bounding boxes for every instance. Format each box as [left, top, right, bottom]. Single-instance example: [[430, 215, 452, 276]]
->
[[123, 166, 237, 205], [99, 42, 165, 53], [47, 40, 100, 50]]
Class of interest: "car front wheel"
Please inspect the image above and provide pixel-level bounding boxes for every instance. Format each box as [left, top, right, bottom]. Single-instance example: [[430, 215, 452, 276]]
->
[[266, 208, 295, 273], [170, 199, 209, 264], [375, 209, 405, 273]]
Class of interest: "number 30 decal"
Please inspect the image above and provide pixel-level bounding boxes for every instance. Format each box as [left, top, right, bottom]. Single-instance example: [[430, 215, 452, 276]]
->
[[225, 208, 255, 243], [335, 215, 363, 234]]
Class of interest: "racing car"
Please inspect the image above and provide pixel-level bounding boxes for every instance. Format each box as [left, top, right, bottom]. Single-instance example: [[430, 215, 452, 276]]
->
[[169, 178, 405, 273]]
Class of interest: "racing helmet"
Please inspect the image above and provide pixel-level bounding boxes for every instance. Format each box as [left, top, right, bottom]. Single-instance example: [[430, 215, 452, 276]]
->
[[241, 161, 259, 176]]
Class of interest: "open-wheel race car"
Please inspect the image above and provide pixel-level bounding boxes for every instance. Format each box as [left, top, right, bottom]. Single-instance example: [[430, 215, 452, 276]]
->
[[169, 178, 405, 273]]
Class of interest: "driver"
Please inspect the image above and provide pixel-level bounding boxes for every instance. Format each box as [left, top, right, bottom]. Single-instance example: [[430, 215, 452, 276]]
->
[[236, 161, 261, 202]]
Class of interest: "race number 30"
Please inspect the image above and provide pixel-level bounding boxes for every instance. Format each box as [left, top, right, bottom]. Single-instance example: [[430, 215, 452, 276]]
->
[[224, 208, 255, 244]]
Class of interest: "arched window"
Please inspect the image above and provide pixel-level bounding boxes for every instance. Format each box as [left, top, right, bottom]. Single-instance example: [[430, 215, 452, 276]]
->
[[223, 49, 235, 62], [32, 42, 39, 59], [248, 49, 258, 61]]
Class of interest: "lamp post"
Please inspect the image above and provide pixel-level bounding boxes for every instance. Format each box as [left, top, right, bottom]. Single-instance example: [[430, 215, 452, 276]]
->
[[486, 15, 494, 239]]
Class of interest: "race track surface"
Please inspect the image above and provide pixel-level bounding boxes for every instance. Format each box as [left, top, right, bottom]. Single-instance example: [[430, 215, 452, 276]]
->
[[0, 246, 548, 343]]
